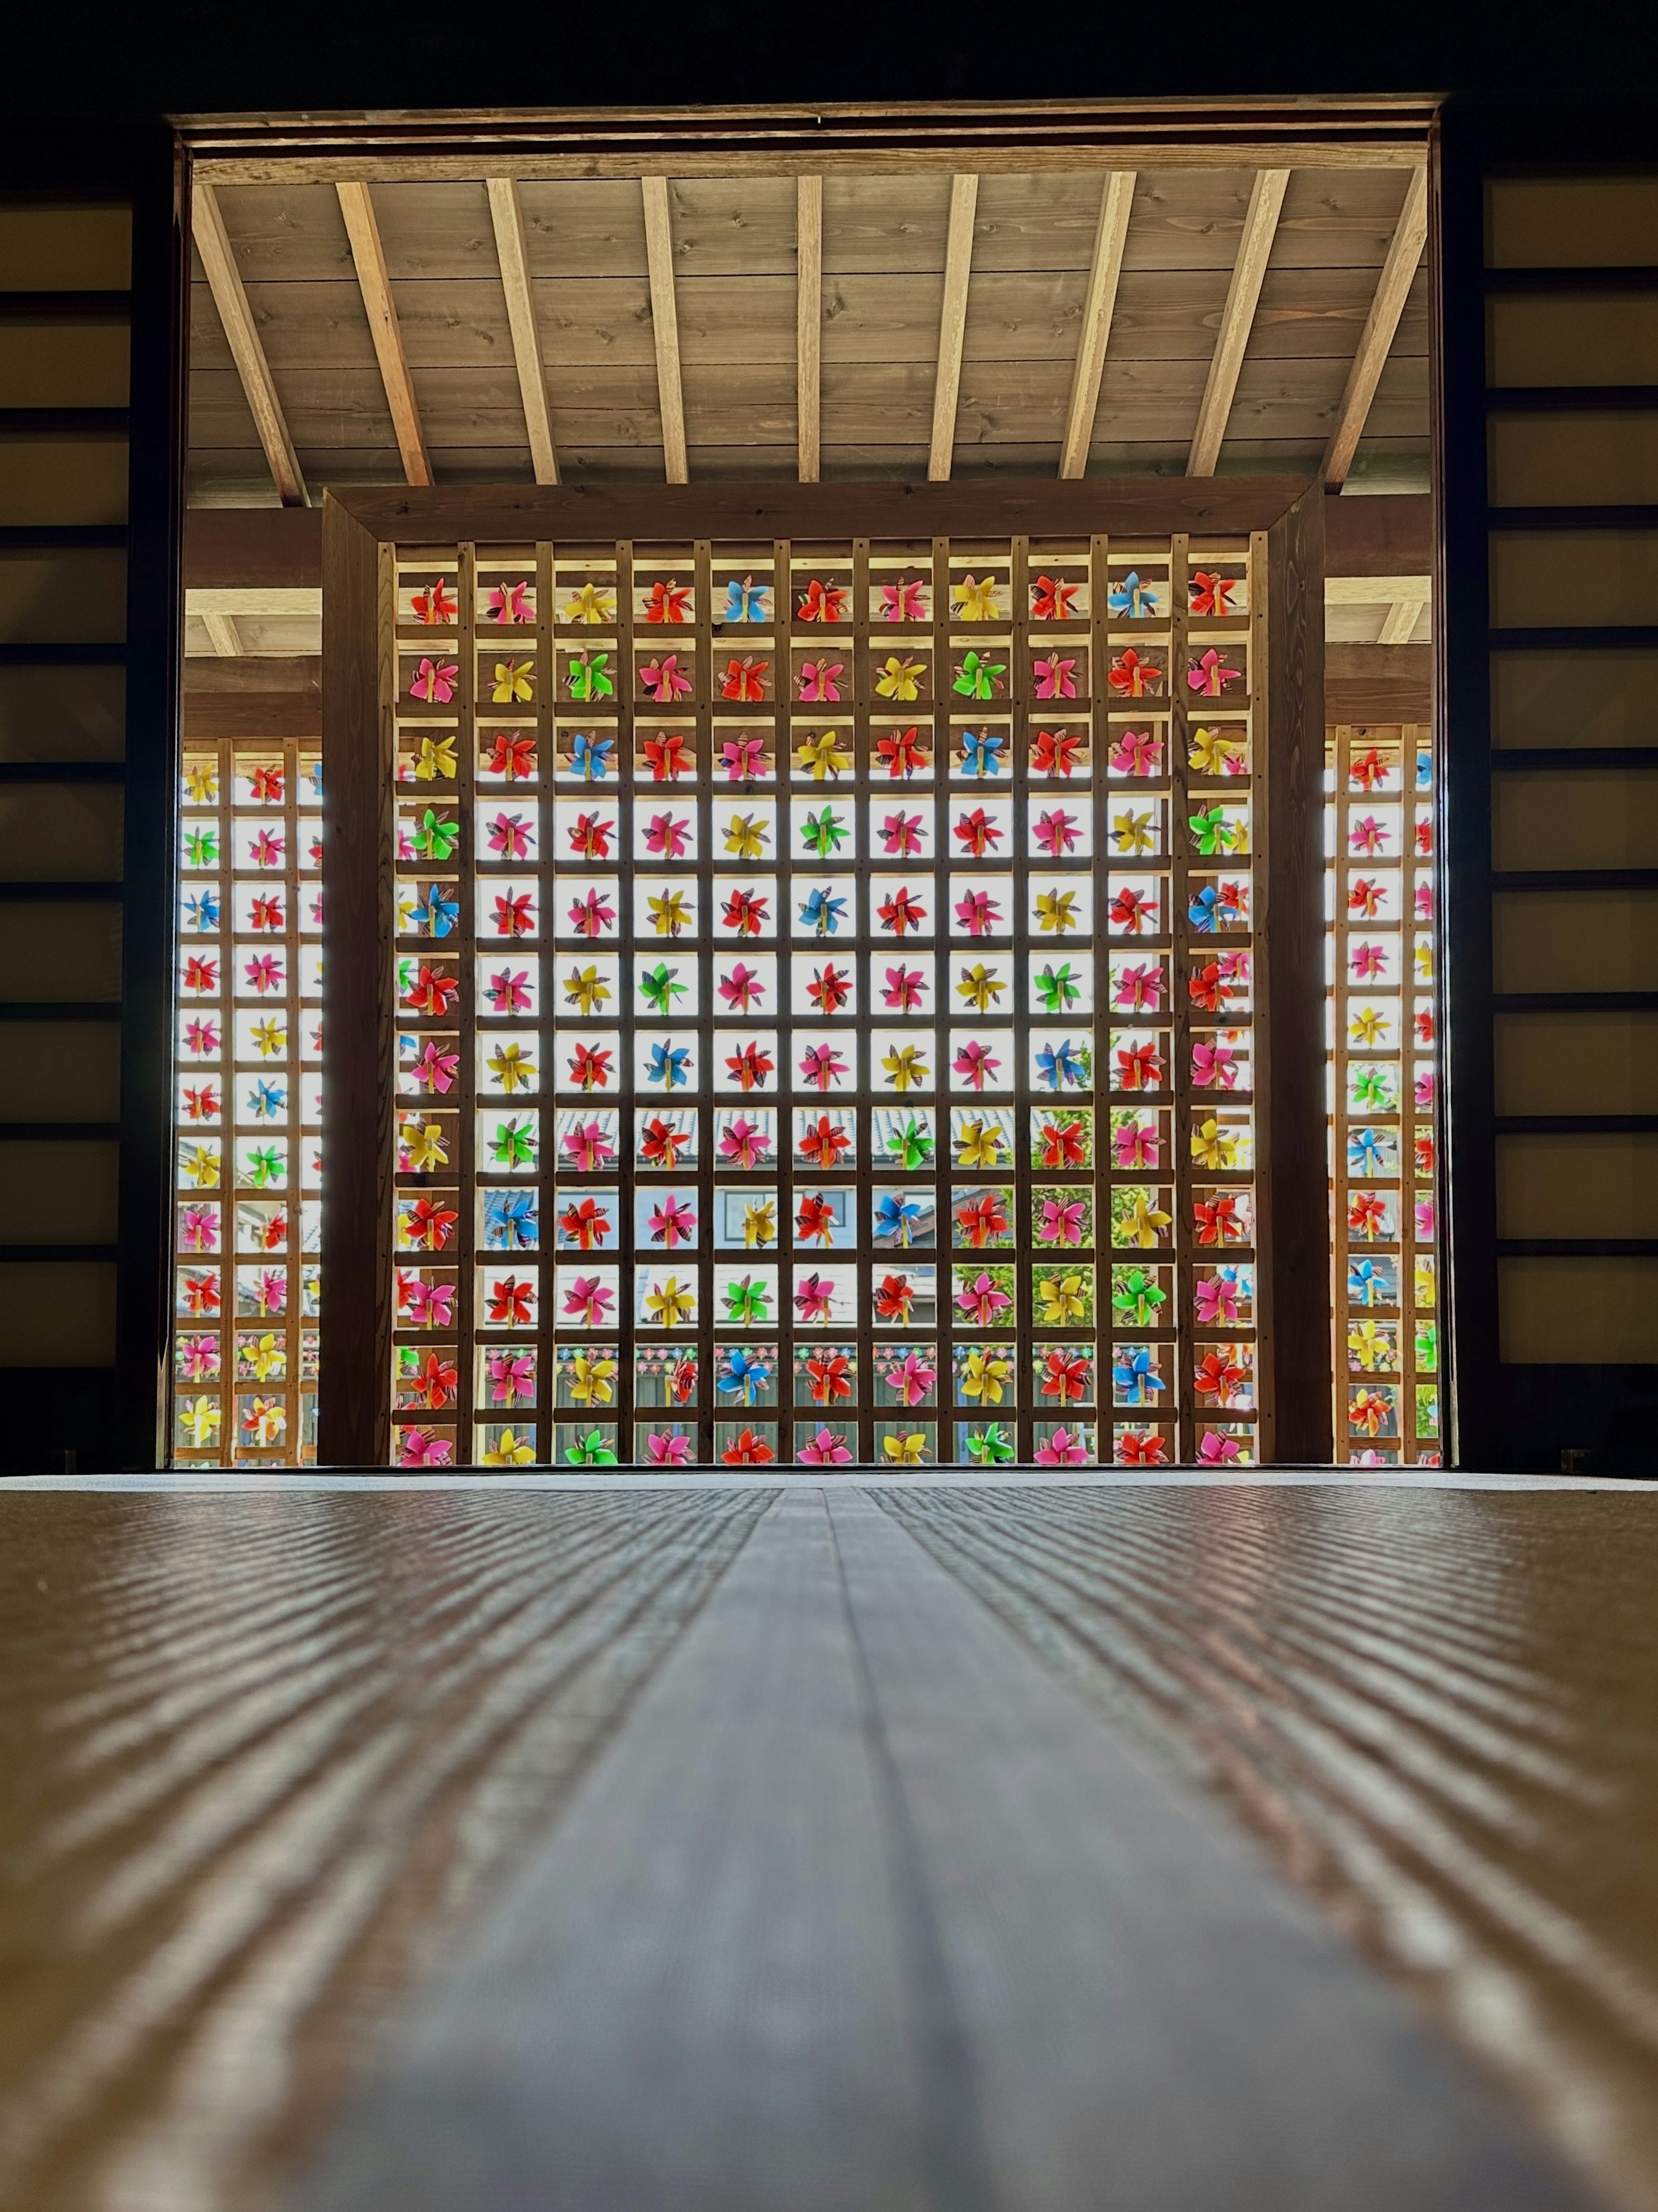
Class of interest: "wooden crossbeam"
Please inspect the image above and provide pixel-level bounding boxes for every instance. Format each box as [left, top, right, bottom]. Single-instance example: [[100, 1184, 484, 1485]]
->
[[1059, 171, 1136, 481], [486, 177, 558, 487], [642, 177, 689, 484], [192, 183, 308, 508], [200, 610, 242, 657], [1322, 165, 1430, 491], [1376, 599, 1423, 645], [796, 175, 823, 485], [927, 174, 980, 483], [1187, 168, 1291, 478], [335, 181, 432, 488]]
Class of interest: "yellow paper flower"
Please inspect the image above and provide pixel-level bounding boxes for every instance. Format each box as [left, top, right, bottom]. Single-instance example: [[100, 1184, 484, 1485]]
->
[[569, 1353, 618, 1407], [180, 1143, 220, 1189], [794, 730, 851, 780], [954, 1116, 1007, 1171], [402, 1120, 449, 1172], [952, 574, 999, 621], [1118, 1195, 1171, 1248], [488, 1042, 536, 1094], [180, 1394, 220, 1446], [1188, 726, 1245, 776], [1035, 888, 1079, 936], [563, 581, 615, 625], [250, 1017, 286, 1059], [956, 962, 1003, 1013], [397, 887, 419, 931], [645, 1275, 696, 1328], [492, 658, 535, 704], [647, 890, 691, 937], [184, 761, 218, 804], [1037, 1273, 1088, 1326], [1111, 808, 1155, 855], [1191, 1116, 1236, 1170], [1415, 941, 1435, 981], [563, 963, 611, 1016], [960, 1348, 1011, 1405], [1414, 1257, 1436, 1310], [248, 1332, 283, 1382], [413, 732, 457, 783], [483, 1428, 536, 1466], [742, 1200, 777, 1249], [882, 1043, 928, 1094], [883, 1429, 927, 1465], [875, 655, 926, 702], [1349, 1007, 1390, 1049], [1347, 1320, 1396, 1373], [724, 812, 769, 860]]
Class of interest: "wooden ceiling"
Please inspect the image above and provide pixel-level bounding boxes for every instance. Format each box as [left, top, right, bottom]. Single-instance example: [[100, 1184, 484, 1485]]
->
[[186, 165, 1430, 506]]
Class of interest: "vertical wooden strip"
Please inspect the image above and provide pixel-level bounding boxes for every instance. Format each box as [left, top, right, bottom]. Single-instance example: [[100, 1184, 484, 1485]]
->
[[456, 542, 478, 1456], [693, 539, 715, 1462], [930, 533, 952, 1454], [927, 177, 979, 485], [486, 178, 559, 489], [1088, 532, 1112, 1467], [534, 541, 556, 1462], [1323, 165, 1430, 493], [193, 181, 309, 509], [796, 179, 822, 486], [614, 539, 639, 1465], [1058, 173, 1136, 482], [1187, 169, 1291, 480], [1009, 533, 1034, 1465], [850, 534, 871, 1464], [319, 504, 394, 1467], [1261, 491, 1332, 1462], [1330, 721, 1352, 1463], [771, 538, 796, 1462], [1169, 533, 1196, 1462], [642, 179, 689, 486], [336, 181, 433, 490]]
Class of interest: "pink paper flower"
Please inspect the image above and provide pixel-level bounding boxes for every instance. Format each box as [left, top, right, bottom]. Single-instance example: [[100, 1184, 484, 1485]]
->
[[718, 962, 764, 1013], [489, 1350, 535, 1406], [411, 657, 457, 704], [1033, 808, 1079, 856], [1192, 1039, 1236, 1090], [414, 1041, 460, 1094], [399, 1427, 454, 1467], [888, 1351, 936, 1407], [486, 968, 533, 1015], [797, 659, 843, 704], [880, 811, 924, 856], [797, 1426, 853, 1465], [798, 1044, 848, 1093], [1198, 1431, 1243, 1464], [720, 734, 769, 782], [952, 1039, 1000, 1092], [562, 1274, 614, 1325], [883, 965, 925, 1014], [1195, 1273, 1241, 1326], [1114, 962, 1162, 1014], [489, 812, 530, 860], [1033, 653, 1077, 700], [954, 889, 1002, 938], [1112, 1117, 1158, 1170], [405, 1279, 456, 1329], [650, 1195, 696, 1249], [956, 1270, 1012, 1326], [1035, 1427, 1089, 1466], [645, 1432, 692, 1466], [1038, 1197, 1086, 1247], [718, 1115, 772, 1169], [562, 1119, 616, 1171], [568, 889, 616, 939], [1108, 729, 1161, 777], [645, 811, 690, 859], [794, 1273, 835, 1323], [639, 654, 693, 704], [1187, 648, 1242, 697]]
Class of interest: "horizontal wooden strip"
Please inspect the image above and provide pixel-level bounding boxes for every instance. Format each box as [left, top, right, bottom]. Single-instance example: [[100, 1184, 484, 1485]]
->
[[1491, 747, 1658, 770], [0, 290, 130, 320], [1490, 626, 1658, 650], [0, 1002, 121, 1020], [1484, 267, 1658, 295], [1498, 1238, 1658, 1257], [0, 525, 127, 550], [1494, 991, 1658, 1011], [1491, 869, 1658, 892], [0, 1122, 119, 1139], [0, 643, 125, 667], [0, 408, 129, 436], [0, 880, 121, 900], [1497, 1115, 1658, 1134], [0, 761, 124, 784], [0, 1242, 118, 1261], [1487, 385, 1658, 413], [1488, 504, 1658, 530]]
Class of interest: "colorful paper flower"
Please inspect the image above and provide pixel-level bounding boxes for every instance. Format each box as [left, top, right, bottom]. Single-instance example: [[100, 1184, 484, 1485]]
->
[[637, 1117, 687, 1170], [882, 1043, 928, 1094], [956, 1270, 1012, 1327], [876, 727, 929, 779], [952, 1039, 1000, 1092], [799, 1115, 851, 1170], [718, 1116, 772, 1169], [794, 1273, 835, 1324], [1034, 1428, 1089, 1467], [954, 889, 1001, 937]]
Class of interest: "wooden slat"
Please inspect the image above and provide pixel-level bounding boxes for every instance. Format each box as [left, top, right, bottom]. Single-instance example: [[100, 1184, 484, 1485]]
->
[[335, 181, 433, 488], [1376, 599, 1422, 645], [1323, 165, 1430, 492], [927, 174, 979, 482], [200, 610, 241, 657], [796, 175, 822, 484], [1058, 171, 1135, 479], [191, 183, 308, 508], [1187, 168, 1291, 478], [486, 178, 559, 486], [1325, 573, 1431, 606], [641, 177, 688, 483]]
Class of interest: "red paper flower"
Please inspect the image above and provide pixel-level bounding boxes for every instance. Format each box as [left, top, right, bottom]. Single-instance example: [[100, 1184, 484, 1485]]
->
[[411, 579, 456, 626], [250, 764, 284, 804], [1038, 1118, 1087, 1169], [726, 1040, 775, 1093], [807, 1352, 852, 1405], [1349, 1192, 1388, 1241], [721, 887, 768, 937], [878, 886, 926, 937], [1348, 878, 1383, 919], [182, 954, 217, 994], [250, 894, 283, 932], [569, 811, 612, 860], [797, 578, 847, 623], [1195, 1350, 1248, 1404], [558, 1196, 611, 1250], [1031, 726, 1082, 778], [1116, 1430, 1168, 1465], [721, 656, 769, 703], [1041, 1350, 1090, 1403], [488, 1275, 535, 1326], [405, 1195, 457, 1250], [1031, 574, 1078, 621], [795, 1192, 838, 1246], [570, 1043, 613, 1091], [799, 1115, 851, 1170], [1108, 648, 1160, 698], [1194, 1193, 1245, 1246], [876, 726, 929, 779], [1116, 1040, 1162, 1091], [808, 963, 851, 1016], [489, 732, 537, 781], [494, 891, 536, 937], [639, 1116, 688, 1169], [1188, 570, 1235, 617], [411, 1351, 459, 1409], [875, 1273, 915, 1325], [1111, 887, 1156, 935], [404, 963, 459, 1016], [644, 578, 691, 624], [642, 732, 690, 783], [182, 1271, 220, 1315], [954, 1192, 1008, 1249], [953, 807, 1002, 858], [721, 1426, 775, 1465]]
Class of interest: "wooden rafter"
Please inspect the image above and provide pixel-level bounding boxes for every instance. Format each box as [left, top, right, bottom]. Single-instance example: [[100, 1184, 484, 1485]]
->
[[1058, 170, 1136, 481], [641, 177, 689, 484], [201, 611, 242, 657], [796, 175, 823, 485], [486, 177, 559, 487], [335, 181, 432, 488], [927, 174, 979, 483], [192, 182, 308, 508], [1376, 599, 1422, 645], [1322, 165, 1430, 491], [1187, 168, 1291, 478]]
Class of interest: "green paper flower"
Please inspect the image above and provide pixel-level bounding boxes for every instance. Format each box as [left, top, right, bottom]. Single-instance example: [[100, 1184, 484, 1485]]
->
[[638, 961, 687, 1016], [965, 1423, 1016, 1466], [885, 1117, 934, 1171], [489, 1116, 538, 1170], [1034, 961, 1080, 1014], [414, 808, 459, 861], [564, 1427, 618, 1466]]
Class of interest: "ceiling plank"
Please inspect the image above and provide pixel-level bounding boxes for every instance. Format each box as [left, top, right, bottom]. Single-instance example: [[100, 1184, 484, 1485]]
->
[[641, 177, 689, 484], [1376, 599, 1423, 645], [1058, 170, 1136, 481], [335, 180, 433, 487], [201, 611, 242, 656], [192, 183, 309, 509], [1186, 167, 1291, 478], [1322, 166, 1430, 491], [796, 174, 823, 484], [486, 177, 559, 487], [927, 174, 980, 483]]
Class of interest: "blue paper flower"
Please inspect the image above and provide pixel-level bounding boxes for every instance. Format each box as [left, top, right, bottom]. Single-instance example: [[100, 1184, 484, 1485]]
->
[[1347, 1127, 1388, 1175], [874, 1191, 922, 1246], [959, 728, 1006, 779], [1035, 1038, 1086, 1091], [798, 886, 847, 937], [1112, 1345, 1164, 1404], [246, 1079, 286, 1121], [718, 1347, 772, 1405], [414, 885, 459, 938], [183, 888, 220, 932], [647, 1040, 691, 1090], [484, 1190, 539, 1251], [572, 730, 614, 783], [1346, 1257, 1396, 1309], [1107, 570, 1158, 619], [721, 577, 769, 623]]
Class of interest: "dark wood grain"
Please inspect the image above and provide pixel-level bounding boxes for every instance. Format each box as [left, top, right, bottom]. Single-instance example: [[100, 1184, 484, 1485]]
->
[[1325, 640, 1432, 720]]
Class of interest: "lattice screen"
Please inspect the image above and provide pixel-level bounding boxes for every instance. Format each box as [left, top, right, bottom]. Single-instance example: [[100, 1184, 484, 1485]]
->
[[171, 740, 323, 1463], [374, 532, 1265, 1469], [1326, 723, 1441, 1464]]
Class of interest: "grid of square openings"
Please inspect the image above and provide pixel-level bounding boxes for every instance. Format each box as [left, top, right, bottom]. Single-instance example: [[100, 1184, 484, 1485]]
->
[[171, 741, 323, 1463], [1325, 724, 1441, 1465], [386, 535, 1262, 1468]]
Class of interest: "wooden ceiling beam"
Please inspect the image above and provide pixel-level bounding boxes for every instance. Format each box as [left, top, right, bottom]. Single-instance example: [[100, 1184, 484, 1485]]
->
[[1322, 165, 1430, 491], [486, 177, 559, 487], [1186, 167, 1291, 478], [796, 175, 823, 485], [335, 181, 432, 487], [641, 177, 689, 484], [192, 183, 308, 509], [1059, 171, 1135, 481], [928, 174, 979, 483]]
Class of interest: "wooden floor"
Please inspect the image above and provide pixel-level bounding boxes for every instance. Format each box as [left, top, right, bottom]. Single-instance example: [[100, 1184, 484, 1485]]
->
[[0, 1480, 1653, 2211]]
